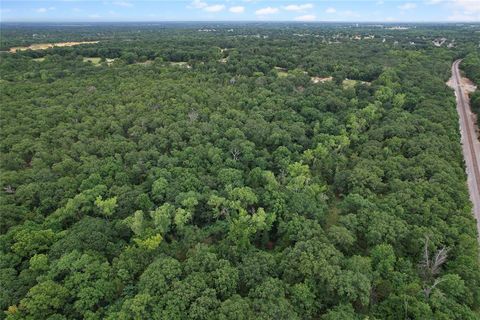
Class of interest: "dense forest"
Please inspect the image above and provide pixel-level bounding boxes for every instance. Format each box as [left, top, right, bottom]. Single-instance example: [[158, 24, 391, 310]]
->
[[1, 23, 480, 319]]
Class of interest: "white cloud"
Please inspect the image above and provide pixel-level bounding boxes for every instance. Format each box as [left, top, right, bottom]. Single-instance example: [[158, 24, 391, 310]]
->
[[35, 7, 55, 13], [190, 0, 208, 9], [188, 1, 226, 13], [398, 2, 417, 10], [452, 0, 480, 14], [283, 3, 314, 12], [447, 11, 478, 20], [326, 7, 336, 13], [72, 7, 82, 12], [376, 0, 385, 5], [425, 0, 480, 21], [89, 14, 101, 18], [204, 4, 225, 12], [112, 1, 133, 7], [229, 6, 245, 13], [427, 0, 479, 19], [294, 14, 316, 21], [255, 7, 279, 15]]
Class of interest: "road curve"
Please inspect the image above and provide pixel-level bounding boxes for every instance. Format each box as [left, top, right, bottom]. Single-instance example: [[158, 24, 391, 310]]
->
[[450, 59, 480, 241]]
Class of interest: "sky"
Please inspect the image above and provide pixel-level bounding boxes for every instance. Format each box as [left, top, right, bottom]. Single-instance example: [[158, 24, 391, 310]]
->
[[0, 0, 479, 23]]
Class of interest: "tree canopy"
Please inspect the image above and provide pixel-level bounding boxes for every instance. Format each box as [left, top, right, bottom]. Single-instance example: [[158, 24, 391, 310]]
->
[[1, 22, 479, 319]]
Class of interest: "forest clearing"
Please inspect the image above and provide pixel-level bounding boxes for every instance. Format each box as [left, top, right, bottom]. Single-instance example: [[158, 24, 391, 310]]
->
[[9, 41, 99, 53]]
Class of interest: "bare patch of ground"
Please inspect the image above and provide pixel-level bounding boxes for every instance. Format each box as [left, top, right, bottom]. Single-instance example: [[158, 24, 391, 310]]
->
[[10, 41, 99, 53], [447, 75, 477, 94], [311, 76, 332, 84], [106, 58, 116, 66], [32, 57, 45, 62], [171, 62, 191, 69]]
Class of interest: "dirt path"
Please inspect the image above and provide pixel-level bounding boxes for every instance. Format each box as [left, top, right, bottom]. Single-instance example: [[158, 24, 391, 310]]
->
[[448, 59, 480, 242]]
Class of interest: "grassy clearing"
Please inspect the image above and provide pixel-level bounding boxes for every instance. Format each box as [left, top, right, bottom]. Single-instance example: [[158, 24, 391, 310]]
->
[[170, 61, 191, 69], [343, 79, 357, 89], [343, 79, 371, 89], [275, 67, 289, 78], [32, 57, 45, 62], [83, 57, 102, 65]]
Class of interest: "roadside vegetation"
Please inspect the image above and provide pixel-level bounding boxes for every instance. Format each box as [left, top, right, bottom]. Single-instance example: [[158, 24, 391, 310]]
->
[[462, 52, 480, 130]]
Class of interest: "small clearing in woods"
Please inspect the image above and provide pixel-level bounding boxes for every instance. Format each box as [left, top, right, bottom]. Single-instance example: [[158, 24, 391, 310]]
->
[[171, 62, 191, 68], [32, 57, 45, 62], [83, 57, 102, 65], [311, 76, 332, 83], [343, 79, 372, 88], [275, 67, 289, 78], [9, 41, 99, 53]]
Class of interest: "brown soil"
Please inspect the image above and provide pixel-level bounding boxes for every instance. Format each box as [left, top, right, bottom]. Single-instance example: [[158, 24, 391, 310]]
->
[[447, 74, 477, 94]]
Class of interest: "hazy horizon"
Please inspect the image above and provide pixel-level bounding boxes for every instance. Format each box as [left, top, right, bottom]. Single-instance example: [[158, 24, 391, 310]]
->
[[1, 0, 479, 23]]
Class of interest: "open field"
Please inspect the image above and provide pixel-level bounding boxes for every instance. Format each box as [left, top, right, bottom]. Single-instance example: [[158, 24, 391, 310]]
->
[[342, 78, 371, 88], [311, 76, 332, 83], [83, 57, 102, 65], [9, 41, 99, 53]]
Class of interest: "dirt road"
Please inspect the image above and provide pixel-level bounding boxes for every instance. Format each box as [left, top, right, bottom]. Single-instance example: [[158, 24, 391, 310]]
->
[[449, 59, 480, 241]]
